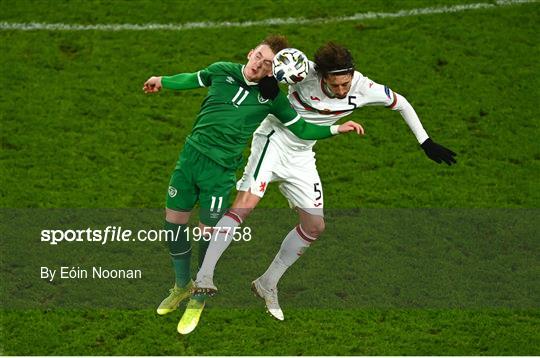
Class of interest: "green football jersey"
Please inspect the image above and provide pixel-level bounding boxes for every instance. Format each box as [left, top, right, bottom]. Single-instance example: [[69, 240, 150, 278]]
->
[[185, 62, 298, 169]]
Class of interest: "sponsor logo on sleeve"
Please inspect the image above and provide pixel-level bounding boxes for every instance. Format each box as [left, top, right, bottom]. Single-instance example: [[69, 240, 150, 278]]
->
[[384, 86, 392, 99]]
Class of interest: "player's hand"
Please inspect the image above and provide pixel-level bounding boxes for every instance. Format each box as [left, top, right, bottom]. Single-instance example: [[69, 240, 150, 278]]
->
[[338, 121, 365, 135], [143, 76, 162, 93], [258, 76, 279, 100], [420, 138, 457, 165]]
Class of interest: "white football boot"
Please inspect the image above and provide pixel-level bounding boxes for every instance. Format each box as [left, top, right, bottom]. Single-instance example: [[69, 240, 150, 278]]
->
[[251, 277, 284, 321]]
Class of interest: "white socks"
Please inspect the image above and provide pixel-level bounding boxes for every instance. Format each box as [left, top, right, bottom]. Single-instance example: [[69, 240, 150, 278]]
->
[[260, 225, 315, 289], [196, 211, 242, 283], [196, 216, 317, 292]]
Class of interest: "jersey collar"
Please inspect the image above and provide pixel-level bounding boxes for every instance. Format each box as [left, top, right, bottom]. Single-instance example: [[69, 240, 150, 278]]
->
[[241, 65, 258, 86]]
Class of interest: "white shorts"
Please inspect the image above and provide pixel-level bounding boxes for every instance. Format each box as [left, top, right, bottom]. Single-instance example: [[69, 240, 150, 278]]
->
[[237, 132, 324, 217]]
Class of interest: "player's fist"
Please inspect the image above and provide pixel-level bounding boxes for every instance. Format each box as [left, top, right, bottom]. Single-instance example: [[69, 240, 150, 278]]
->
[[337, 121, 365, 135], [143, 76, 162, 93], [420, 138, 457, 165], [258, 76, 279, 100]]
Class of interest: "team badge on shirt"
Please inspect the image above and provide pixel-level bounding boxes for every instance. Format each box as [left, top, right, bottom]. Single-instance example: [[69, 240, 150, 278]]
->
[[258, 93, 269, 104]]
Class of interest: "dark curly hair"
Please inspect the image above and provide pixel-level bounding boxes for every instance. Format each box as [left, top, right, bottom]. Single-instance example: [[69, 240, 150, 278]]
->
[[314, 42, 355, 77]]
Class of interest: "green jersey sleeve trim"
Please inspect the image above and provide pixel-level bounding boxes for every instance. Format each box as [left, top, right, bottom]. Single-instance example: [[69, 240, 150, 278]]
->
[[196, 71, 205, 87], [161, 73, 201, 90], [283, 115, 301, 127]]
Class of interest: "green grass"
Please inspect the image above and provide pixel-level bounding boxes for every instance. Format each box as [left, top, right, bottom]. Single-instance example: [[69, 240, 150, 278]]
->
[[2, 309, 539, 355], [1, 0, 539, 355]]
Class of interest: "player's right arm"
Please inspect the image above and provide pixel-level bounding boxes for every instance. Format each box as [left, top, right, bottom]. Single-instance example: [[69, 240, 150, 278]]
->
[[271, 92, 364, 140], [143, 63, 220, 93], [143, 73, 202, 93]]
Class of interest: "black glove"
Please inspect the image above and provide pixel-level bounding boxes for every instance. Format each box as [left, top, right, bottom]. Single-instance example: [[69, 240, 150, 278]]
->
[[420, 138, 457, 165], [258, 76, 280, 100]]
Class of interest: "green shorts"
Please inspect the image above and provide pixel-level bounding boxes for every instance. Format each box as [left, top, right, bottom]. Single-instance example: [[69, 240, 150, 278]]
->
[[166, 142, 236, 226]]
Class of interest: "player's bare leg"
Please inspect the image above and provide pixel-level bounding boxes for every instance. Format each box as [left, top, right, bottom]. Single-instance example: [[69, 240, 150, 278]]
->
[[157, 209, 193, 315], [165, 208, 191, 224], [254, 208, 324, 320]]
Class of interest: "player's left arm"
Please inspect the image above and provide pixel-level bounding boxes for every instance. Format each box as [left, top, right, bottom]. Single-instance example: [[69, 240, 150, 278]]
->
[[364, 81, 456, 165], [390, 91, 456, 165], [271, 92, 364, 140]]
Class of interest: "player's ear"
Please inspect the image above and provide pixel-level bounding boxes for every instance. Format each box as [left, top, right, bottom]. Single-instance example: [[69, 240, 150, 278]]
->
[[247, 49, 254, 60]]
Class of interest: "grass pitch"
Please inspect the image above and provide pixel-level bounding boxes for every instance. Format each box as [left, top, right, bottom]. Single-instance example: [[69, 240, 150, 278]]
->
[[1, 0, 539, 355]]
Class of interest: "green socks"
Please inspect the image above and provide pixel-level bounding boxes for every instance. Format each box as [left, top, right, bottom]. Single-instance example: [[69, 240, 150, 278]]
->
[[165, 221, 191, 288]]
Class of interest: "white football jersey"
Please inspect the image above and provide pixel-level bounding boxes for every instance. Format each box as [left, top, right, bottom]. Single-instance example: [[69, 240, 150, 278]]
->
[[254, 61, 396, 151]]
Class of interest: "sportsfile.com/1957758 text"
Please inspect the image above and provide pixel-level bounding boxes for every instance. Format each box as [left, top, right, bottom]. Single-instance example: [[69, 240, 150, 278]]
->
[[39, 226, 252, 245]]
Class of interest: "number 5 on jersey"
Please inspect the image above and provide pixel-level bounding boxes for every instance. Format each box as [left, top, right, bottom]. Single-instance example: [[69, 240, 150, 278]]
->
[[313, 183, 323, 208]]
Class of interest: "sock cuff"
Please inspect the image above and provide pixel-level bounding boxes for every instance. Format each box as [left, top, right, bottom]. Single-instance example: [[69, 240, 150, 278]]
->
[[296, 225, 316, 244], [164, 221, 187, 230], [164, 221, 190, 256], [223, 211, 243, 225], [170, 247, 192, 257]]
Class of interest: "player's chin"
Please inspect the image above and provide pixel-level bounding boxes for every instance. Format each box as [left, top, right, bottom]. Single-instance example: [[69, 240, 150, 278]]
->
[[253, 74, 268, 83], [246, 69, 262, 82]]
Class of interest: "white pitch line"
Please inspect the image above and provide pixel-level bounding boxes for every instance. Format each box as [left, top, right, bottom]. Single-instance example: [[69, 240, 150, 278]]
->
[[0, 0, 536, 31]]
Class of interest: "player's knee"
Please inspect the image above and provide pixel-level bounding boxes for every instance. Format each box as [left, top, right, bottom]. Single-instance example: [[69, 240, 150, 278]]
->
[[230, 207, 253, 221], [302, 218, 325, 238], [231, 190, 260, 220], [165, 208, 190, 224]]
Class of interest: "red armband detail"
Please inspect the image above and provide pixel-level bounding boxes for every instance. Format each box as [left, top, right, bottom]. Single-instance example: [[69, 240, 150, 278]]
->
[[387, 91, 398, 109]]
